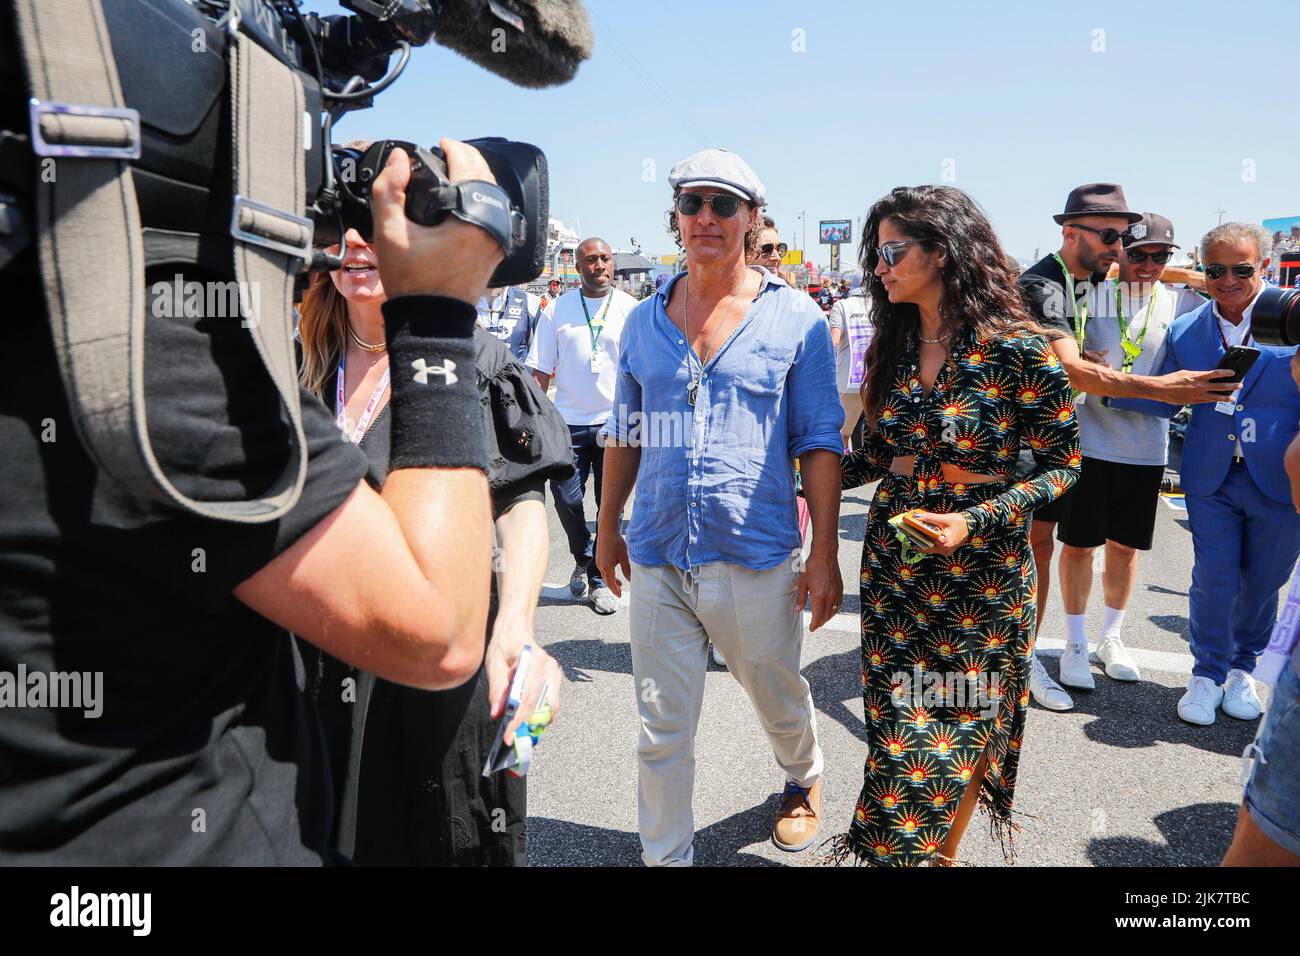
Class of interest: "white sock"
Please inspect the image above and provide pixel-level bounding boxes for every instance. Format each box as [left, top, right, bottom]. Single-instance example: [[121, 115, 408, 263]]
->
[[1102, 606, 1126, 641], [1065, 613, 1088, 649]]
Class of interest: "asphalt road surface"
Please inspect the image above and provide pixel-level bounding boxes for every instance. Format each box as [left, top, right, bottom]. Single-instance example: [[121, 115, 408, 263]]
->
[[525, 470, 1274, 867]]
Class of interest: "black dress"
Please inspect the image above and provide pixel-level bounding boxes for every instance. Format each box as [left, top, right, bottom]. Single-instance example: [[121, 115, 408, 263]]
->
[[301, 329, 574, 865]]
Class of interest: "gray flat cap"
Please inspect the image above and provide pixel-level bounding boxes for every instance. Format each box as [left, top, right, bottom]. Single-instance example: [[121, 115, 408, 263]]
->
[[668, 148, 766, 206]]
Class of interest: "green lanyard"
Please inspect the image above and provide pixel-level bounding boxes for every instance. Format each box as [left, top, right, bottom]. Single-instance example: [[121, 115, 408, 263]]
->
[[1053, 253, 1087, 347], [580, 293, 614, 353], [1114, 281, 1162, 374]]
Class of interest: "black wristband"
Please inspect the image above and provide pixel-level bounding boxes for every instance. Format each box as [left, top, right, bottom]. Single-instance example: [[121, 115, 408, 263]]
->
[[381, 295, 487, 472]]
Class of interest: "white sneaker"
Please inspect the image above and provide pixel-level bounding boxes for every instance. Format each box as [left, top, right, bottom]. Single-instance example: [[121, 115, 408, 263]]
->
[[711, 643, 727, 668], [1058, 641, 1096, 689], [1177, 675, 1224, 726], [1221, 669, 1262, 720], [1030, 652, 1073, 711], [1096, 635, 1140, 682]]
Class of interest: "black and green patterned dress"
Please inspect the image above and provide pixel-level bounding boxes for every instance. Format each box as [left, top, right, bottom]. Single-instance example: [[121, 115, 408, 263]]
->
[[831, 325, 1080, 866]]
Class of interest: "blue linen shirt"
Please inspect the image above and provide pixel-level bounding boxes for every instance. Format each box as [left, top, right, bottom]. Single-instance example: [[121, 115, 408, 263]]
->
[[601, 268, 844, 573]]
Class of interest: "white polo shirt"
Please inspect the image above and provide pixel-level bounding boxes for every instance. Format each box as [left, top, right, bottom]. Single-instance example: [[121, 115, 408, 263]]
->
[[526, 287, 638, 426]]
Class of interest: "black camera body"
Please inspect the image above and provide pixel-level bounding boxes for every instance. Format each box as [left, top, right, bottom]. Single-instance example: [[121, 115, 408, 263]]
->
[[94, 0, 547, 284], [1249, 286, 1300, 347], [319, 138, 549, 287]]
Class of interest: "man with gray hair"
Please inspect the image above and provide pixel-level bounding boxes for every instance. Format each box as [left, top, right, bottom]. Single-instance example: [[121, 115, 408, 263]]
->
[[1110, 222, 1300, 726], [596, 148, 844, 864]]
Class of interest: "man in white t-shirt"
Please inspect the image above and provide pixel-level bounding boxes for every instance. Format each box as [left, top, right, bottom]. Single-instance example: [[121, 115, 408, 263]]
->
[[527, 237, 638, 614], [826, 286, 871, 449]]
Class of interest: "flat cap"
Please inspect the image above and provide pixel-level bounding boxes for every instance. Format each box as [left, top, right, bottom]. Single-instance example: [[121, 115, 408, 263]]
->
[[669, 148, 766, 206]]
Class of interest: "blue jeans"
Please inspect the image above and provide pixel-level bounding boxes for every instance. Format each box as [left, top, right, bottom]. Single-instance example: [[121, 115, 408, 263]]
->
[[1186, 463, 1300, 683], [550, 423, 604, 589], [1243, 657, 1300, 857]]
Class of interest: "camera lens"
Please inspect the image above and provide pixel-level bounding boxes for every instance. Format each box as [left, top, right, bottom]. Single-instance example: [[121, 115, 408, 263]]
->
[[1250, 286, 1300, 346]]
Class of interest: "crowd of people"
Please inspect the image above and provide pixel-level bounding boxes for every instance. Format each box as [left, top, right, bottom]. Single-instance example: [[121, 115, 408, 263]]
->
[[459, 155, 1300, 868], [7, 132, 1299, 869]]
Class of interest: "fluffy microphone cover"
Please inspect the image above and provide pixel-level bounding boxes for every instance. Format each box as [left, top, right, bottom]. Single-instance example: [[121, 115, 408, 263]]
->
[[434, 0, 595, 88]]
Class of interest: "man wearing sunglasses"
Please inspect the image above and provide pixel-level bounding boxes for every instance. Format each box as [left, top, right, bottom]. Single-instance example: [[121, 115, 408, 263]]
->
[[1054, 214, 1205, 693], [1110, 223, 1300, 727], [596, 148, 844, 865], [1016, 185, 1235, 712]]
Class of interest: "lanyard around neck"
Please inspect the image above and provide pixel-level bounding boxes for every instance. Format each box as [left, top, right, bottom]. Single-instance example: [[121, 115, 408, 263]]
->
[[1053, 253, 1088, 347], [336, 355, 391, 444], [1114, 282, 1162, 374], [580, 292, 614, 352], [1215, 312, 1254, 352]]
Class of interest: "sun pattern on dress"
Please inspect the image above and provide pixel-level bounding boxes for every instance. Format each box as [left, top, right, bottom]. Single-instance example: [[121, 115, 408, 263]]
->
[[831, 326, 1079, 867]]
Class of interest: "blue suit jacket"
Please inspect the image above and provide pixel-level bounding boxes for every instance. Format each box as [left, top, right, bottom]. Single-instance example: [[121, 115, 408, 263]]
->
[[1108, 299, 1300, 504]]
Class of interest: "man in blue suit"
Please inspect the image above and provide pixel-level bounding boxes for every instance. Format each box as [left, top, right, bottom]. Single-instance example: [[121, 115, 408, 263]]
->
[[1112, 223, 1300, 726]]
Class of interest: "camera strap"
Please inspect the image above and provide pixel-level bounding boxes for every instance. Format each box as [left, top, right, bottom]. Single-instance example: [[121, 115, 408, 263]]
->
[[13, 0, 310, 523]]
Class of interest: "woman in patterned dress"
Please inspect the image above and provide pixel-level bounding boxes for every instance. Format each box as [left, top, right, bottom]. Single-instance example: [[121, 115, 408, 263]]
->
[[828, 186, 1081, 866]]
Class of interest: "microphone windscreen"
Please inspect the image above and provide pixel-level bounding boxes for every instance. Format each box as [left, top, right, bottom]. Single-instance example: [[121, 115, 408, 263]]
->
[[432, 0, 594, 89]]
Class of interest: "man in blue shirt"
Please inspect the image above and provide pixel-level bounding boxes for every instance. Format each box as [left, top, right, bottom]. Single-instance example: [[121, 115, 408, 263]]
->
[[1110, 223, 1300, 727], [596, 149, 844, 865]]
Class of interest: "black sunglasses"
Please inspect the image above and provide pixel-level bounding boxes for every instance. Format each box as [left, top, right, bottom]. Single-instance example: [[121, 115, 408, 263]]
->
[[1068, 223, 1126, 246], [676, 192, 744, 218], [879, 239, 927, 268], [1204, 262, 1257, 280], [759, 242, 788, 256], [1125, 249, 1174, 265]]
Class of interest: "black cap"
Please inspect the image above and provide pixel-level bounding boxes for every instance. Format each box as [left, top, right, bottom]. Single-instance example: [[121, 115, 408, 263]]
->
[[1125, 212, 1179, 249], [1053, 183, 1143, 225]]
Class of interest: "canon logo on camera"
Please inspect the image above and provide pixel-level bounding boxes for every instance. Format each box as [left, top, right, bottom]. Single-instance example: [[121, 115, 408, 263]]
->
[[471, 190, 507, 211]]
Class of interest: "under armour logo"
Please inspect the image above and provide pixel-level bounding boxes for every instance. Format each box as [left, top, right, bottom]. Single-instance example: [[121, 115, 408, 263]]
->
[[411, 358, 457, 385]]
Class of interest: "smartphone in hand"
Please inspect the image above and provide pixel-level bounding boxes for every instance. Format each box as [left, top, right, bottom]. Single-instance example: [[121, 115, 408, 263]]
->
[[1215, 346, 1261, 388]]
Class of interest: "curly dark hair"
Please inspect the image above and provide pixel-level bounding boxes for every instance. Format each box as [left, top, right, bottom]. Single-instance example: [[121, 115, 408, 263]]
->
[[665, 188, 765, 260], [858, 185, 1045, 431]]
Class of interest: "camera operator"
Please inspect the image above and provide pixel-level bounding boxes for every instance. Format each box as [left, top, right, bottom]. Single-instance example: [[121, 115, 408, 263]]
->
[[0, 9, 525, 865]]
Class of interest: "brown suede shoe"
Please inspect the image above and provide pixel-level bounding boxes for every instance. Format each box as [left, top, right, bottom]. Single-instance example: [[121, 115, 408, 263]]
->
[[772, 778, 821, 851]]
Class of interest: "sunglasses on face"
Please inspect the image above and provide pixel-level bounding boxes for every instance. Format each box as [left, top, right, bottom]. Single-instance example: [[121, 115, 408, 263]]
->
[[759, 242, 788, 256], [1125, 249, 1173, 265], [1204, 263, 1257, 280], [676, 192, 744, 218], [879, 239, 925, 268], [1069, 223, 1126, 246]]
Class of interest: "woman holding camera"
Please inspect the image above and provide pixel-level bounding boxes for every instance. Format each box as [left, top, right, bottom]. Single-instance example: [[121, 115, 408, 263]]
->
[[297, 221, 572, 866], [829, 186, 1080, 866]]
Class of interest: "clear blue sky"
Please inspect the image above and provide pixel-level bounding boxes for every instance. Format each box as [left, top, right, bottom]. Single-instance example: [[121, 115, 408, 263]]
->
[[317, 0, 1300, 269]]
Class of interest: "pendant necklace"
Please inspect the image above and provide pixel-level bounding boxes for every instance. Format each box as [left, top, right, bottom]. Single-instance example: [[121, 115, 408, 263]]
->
[[685, 277, 716, 406]]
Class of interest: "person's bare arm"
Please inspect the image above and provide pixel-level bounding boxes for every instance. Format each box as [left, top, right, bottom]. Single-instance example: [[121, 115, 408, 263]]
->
[[595, 441, 641, 597], [484, 498, 562, 742], [235, 140, 502, 691], [796, 449, 844, 632], [830, 326, 844, 350], [1050, 335, 1234, 403], [235, 474, 491, 690], [532, 369, 552, 391], [1285, 433, 1300, 513]]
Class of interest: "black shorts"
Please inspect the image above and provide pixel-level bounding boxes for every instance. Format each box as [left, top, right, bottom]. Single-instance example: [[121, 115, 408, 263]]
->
[[1033, 492, 1073, 525], [1056, 456, 1165, 551]]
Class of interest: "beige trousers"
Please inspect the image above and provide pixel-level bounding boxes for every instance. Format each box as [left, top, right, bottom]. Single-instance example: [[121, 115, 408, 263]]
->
[[629, 559, 823, 866]]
